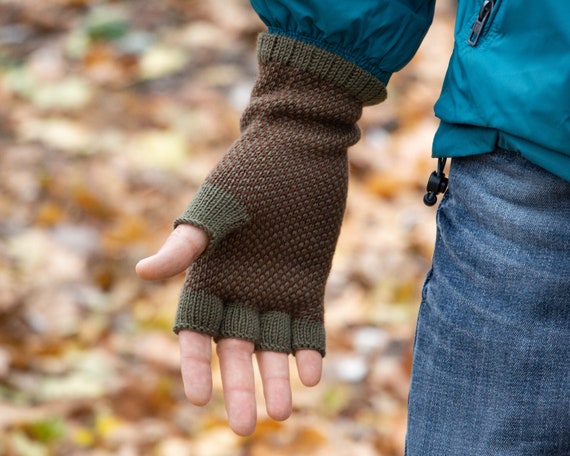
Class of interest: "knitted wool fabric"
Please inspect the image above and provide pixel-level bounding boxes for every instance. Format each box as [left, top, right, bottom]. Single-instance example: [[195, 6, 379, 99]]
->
[[173, 50, 367, 356]]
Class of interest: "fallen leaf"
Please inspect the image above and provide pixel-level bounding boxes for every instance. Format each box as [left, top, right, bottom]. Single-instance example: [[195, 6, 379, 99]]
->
[[125, 129, 190, 171], [138, 45, 189, 80], [17, 117, 94, 154]]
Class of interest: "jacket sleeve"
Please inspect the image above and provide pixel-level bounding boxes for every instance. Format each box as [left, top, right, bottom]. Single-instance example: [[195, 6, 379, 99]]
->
[[251, 0, 435, 105]]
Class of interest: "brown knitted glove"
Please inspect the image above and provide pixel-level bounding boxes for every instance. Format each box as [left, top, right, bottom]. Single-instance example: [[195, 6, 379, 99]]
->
[[172, 37, 377, 357]]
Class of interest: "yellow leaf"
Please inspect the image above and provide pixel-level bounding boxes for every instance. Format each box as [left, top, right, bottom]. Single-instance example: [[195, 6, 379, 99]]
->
[[35, 202, 66, 226], [102, 214, 148, 253], [126, 130, 189, 171], [72, 427, 95, 447], [289, 428, 328, 453], [95, 413, 123, 439]]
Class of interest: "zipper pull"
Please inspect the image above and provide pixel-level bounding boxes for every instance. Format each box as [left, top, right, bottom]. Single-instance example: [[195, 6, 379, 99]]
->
[[468, 0, 495, 46]]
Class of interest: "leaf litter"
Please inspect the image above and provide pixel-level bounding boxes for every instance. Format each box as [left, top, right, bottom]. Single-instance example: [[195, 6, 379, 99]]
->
[[0, 0, 455, 454]]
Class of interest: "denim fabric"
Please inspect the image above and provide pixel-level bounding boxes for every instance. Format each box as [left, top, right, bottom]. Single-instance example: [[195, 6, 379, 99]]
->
[[405, 149, 570, 455]]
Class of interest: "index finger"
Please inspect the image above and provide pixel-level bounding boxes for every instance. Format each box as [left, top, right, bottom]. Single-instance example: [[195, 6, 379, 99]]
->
[[179, 330, 214, 406], [217, 338, 257, 436]]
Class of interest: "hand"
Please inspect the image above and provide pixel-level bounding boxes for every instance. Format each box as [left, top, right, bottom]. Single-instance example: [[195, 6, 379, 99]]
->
[[136, 224, 323, 436]]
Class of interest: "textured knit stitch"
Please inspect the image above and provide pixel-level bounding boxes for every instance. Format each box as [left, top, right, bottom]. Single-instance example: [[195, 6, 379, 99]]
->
[[173, 58, 363, 356]]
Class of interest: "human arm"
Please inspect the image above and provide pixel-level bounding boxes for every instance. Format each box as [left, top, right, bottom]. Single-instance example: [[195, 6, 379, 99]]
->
[[137, 0, 436, 435], [136, 49, 363, 434]]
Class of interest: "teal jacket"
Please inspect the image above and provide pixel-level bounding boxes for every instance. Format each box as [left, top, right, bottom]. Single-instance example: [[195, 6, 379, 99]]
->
[[251, 0, 570, 182]]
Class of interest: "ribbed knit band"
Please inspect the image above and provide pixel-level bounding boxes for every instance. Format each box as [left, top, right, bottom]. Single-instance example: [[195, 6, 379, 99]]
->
[[257, 33, 387, 106], [174, 290, 224, 335], [292, 317, 326, 356], [174, 183, 250, 253], [257, 311, 293, 353], [217, 304, 260, 342]]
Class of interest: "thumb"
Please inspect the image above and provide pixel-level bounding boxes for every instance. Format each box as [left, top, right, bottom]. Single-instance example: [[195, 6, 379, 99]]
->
[[136, 224, 209, 281]]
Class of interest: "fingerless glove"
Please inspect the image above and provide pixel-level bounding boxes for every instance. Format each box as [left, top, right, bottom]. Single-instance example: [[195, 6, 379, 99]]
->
[[173, 34, 386, 356]]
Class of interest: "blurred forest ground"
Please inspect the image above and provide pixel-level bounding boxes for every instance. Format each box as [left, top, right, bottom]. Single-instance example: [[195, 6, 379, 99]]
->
[[0, 0, 455, 455]]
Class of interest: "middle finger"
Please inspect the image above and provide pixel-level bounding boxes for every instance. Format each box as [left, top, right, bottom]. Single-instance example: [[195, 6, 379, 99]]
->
[[217, 338, 257, 436]]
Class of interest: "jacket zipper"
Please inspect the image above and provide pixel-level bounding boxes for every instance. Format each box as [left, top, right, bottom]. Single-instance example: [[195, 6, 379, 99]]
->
[[468, 0, 496, 46]]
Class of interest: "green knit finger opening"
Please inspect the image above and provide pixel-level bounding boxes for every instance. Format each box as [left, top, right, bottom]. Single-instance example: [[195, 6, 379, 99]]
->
[[217, 303, 260, 343], [173, 289, 224, 336], [292, 317, 326, 357], [174, 183, 250, 253], [256, 311, 292, 353], [257, 33, 387, 106]]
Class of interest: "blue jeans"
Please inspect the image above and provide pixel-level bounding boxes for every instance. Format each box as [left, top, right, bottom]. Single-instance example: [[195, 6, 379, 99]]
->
[[405, 149, 570, 455]]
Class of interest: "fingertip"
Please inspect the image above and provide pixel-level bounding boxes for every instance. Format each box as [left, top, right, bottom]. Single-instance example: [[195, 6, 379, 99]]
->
[[256, 351, 292, 421], [135, 225, 208, 281], [184, 388, 211, 407], [229, 416, 257, 437], [265, 383, 292, 421], [296, 350, 323, 387], [225, 390, 258, 437], [134, 251, 173, 281], [134, 256, 154, 280], [135, 253, 175, 281], [267, 404, 292, 422], [182, 368, 212, 407], [179, 331, 214, 407], [217, 339, 257, 437]]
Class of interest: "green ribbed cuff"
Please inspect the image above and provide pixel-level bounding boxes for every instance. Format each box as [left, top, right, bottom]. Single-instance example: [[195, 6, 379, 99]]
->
[[217, 304, 260, 342], [174, 183, 250, 253], [173, 289, 224, 336], [257, 33, 387, 106], [292, 317, 326, 357], [257, 311, 292, 353]]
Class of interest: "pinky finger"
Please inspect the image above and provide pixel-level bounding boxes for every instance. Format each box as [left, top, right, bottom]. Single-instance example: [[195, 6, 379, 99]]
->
[[295, 350, 322, 387]]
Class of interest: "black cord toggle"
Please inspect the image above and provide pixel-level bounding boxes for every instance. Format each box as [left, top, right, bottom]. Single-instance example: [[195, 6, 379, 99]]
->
[[423, 157, 448, 206]]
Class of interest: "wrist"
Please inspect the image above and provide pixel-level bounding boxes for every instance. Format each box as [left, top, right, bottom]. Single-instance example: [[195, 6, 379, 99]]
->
[[256, 32, 387, 106]]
